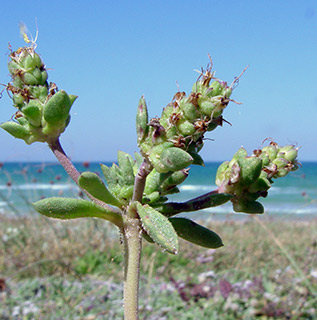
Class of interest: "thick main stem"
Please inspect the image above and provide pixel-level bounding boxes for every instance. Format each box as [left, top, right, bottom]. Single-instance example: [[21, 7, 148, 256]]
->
[[123, 159, 151, 320], [123, 217, 142, 320]]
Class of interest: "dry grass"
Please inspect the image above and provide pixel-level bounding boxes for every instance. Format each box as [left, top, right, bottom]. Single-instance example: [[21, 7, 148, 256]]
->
[[0, 214, 316, 319]]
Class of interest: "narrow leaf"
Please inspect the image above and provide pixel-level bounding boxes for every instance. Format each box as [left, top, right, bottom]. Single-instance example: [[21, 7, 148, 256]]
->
[[100, 164, 118, 189], [169, 217, 223, 248], [135, 202, 178, 254], [136, 96, 149, 144], [133, 152, 143, 175], [117, 151, 135, 185], [78, 172, 121, 207]]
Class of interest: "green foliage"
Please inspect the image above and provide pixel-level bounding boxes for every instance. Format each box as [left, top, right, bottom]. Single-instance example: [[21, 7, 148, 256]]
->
[[33, 197, 123, 227], [135, 201, 179, 254], [78, 171, 121, 207], [1, 39, 302, 320], [100, 151, 139, 205], [74, 249, 123, 275], [169, 217, 223, 248]]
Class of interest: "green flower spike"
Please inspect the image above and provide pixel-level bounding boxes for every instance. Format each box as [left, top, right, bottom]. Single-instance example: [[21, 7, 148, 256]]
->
[[1, 46, 77, 144], [216, 142, 299, 214], [137, 57, 247, 174]]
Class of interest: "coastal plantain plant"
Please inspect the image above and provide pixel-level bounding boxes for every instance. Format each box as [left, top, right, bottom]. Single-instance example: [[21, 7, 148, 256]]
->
[[1, 28, 300, 320]]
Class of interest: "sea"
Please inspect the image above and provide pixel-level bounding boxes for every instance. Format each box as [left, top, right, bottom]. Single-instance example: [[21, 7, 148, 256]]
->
[[0, 161, 316, 220]]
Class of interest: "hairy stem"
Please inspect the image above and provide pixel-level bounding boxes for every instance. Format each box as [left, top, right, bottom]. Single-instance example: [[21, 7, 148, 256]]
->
[[122, 158, 151, 320], [132, 159, 152, 202], [48, 138, 80, 184], [122, 217, 142, 320], [48, 138, 122, 217]]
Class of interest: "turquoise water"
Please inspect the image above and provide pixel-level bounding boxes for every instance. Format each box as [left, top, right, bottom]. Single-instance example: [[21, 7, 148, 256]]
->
[[0, 161, 316, 219]]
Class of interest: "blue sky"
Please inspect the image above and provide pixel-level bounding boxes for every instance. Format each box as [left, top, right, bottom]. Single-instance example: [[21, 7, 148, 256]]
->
[[0, 0, 316, 162]]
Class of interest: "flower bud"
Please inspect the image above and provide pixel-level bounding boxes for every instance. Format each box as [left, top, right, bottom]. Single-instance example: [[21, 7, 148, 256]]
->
[[198, 97, 215, 116], [262, 143, 278, 160], [206, 80, 224, 97], [22, 52, 42, 70], [278, 145, 298, 162], [179, 100, 199, 120], [177, 119, 196, 136]]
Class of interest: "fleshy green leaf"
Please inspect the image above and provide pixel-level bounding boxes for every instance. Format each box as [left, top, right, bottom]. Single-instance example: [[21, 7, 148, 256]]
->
[[237, 157, 262, 186], [160, 147, 193, 172], [169, 217, 223, 248], [144, 169, 172, 195], [78, 172, 121, 207], [135, 201, 178, 254], [189, 153, 205, 166], [1, 122, 31, 141], [43, 90, 71, 125], [21, 100, 42, 127], [161, 169, 188, 193], [232, 200, 264, 214], [33, 197, 123, 227]]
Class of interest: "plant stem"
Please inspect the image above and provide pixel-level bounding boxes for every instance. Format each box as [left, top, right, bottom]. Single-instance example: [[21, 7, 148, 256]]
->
[[156, 190, 232, 217], [48, 138, 80, 184], [122, 217, 142, 320], [132, 159, 152, 202], [48, 138, 121, 215], [123, 159, 151, 320]]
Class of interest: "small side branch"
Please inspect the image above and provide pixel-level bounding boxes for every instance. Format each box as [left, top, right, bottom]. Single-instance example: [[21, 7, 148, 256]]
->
[[156, 190, 232, 217], [132, 159, 152, 204], [48, 138, 80, 184], [48, 138, 122, 215]]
